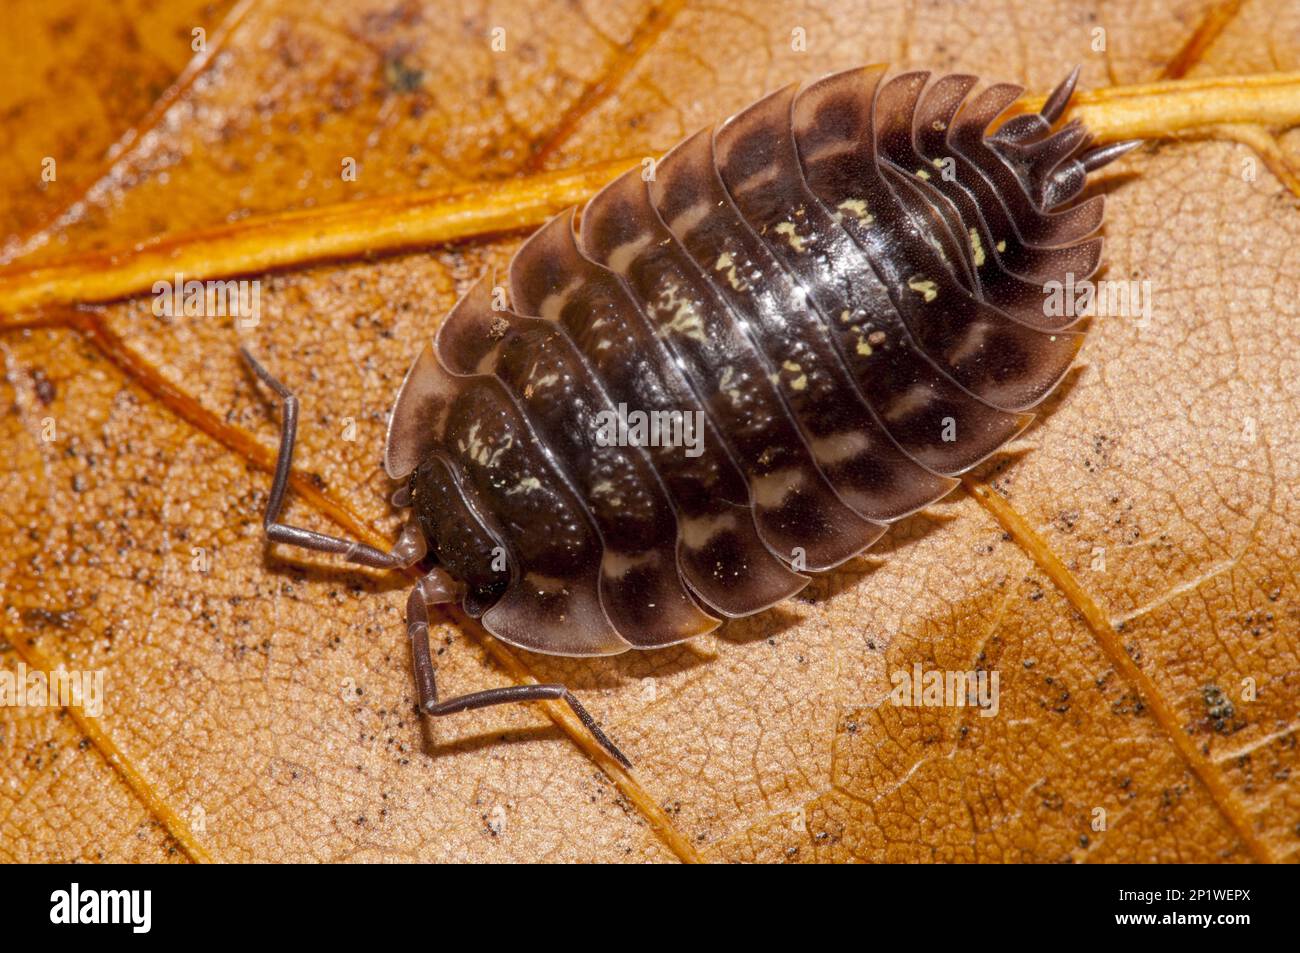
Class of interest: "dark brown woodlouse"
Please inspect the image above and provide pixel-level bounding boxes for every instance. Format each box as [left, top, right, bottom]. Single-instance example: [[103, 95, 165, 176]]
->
[[243, 65, 1140, 766]]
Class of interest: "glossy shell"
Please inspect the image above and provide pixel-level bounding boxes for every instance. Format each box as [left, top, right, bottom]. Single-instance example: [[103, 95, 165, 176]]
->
[[383, 65, 1110, 656]]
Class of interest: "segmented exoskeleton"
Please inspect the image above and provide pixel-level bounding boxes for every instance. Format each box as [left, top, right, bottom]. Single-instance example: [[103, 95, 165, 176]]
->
[[245, 65, 1139, 765]]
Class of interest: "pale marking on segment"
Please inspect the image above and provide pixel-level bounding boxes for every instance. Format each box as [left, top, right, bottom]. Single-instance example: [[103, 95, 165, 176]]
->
[[431, 402, 451, 443], [751, 469, 803, 508], [801, 139, 858, 164], [538, 280, 580, 323], [606, 234, 653, 274], [947, 321, 989, 366], [732, 164, 778, 192], [883, 383, 934, 422], [969, 228, 986, 267], [603, 550, 656, 577], [680, 511, 739, 549], [810, 431, 871, 466], [668, 202, 711, 235], [523, 571, 570, 595]]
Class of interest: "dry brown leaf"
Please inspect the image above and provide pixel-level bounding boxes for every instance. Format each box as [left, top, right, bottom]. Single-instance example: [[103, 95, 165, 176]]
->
[[0, 0, 242, 248], [1, 0, 1298, 863]]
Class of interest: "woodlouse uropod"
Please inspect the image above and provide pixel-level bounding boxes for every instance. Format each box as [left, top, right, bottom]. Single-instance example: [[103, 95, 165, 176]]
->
[[243, 64, 1140, 766]]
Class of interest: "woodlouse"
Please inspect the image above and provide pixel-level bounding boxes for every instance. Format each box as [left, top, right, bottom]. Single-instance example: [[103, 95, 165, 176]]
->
[[243, 65, 1140, 766]]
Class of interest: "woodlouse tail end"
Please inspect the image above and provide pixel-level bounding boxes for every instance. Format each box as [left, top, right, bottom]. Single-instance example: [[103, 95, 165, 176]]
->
[[1079, 139, 1144, 173], [1040, 65, 1082, 124]]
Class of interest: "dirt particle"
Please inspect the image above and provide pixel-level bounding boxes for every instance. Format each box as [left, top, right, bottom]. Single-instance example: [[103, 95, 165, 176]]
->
[[31, 369, 55, 405]]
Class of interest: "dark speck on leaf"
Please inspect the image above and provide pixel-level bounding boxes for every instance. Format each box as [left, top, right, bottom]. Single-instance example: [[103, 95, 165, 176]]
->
[[32, 369, 55, 405], [384, 56, 424, 94], [22, 607, 77, 630]]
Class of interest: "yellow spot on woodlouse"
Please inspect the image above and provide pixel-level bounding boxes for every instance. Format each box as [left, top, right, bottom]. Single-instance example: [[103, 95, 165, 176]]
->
[[714, 250, 746, 291], [969, 228, 986, 267], [780, 360, 807, 391], [719, 365, 742, 402], [591, 479, 623, 508], [915, 168, 931, 180], [907, 276, 938, 302], [857, 327, 886, 356], [774, 221, 807, 252], [996, 240, 1007, 253], [835, 198, 872, 225], [506, 477, 542, 495], [459, 421, 514, 469], [656, 283, 707, 342]]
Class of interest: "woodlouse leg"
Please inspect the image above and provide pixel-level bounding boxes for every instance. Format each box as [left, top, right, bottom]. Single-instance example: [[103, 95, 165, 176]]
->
[[406, 580, 633, 769], [241, 347, 425, 570]]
